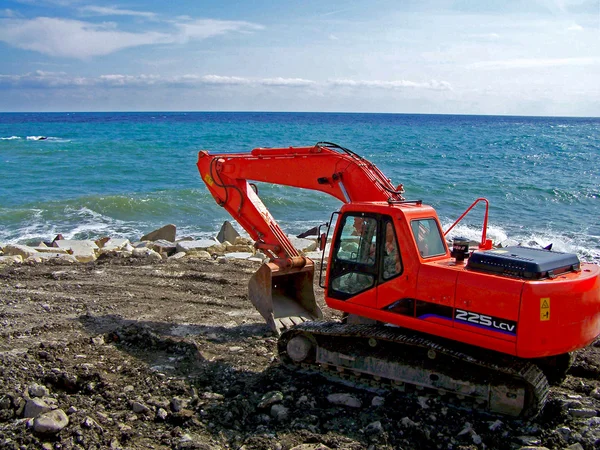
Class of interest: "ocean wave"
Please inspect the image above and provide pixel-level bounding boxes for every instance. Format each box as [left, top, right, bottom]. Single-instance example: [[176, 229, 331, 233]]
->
[[25, 136, 70, 142], [0, 136, 21, 140]]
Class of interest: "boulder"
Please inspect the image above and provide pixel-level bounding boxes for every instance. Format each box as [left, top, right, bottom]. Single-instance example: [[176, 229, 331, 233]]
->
[[25, 253, 78, 264], [52, 240, 98, 263], [176, 240, 219, 253], [132, 248, 162, 262], [0, 255, 23, 265], [151, 239, 177, 256], [3, 244, 38, 259], [99, 238, 131, 251], [33, 246, 69, 254], [141, 224, 176, 242], [217, 221, 240, 244]]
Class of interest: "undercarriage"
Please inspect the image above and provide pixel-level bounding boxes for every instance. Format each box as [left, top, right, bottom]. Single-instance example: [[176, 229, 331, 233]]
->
[[278, 321, 551, 418]]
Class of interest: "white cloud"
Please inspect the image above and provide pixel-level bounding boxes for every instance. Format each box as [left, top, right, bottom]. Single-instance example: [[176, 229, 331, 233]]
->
[[566, 23, 584, 31], [79, 6, 158, 20], [0, 16, 264, 59], [174, 19, 264, 41], [330, 79, 452, 91], [468, 57, 600, 69], [0, 71, 451, 92]]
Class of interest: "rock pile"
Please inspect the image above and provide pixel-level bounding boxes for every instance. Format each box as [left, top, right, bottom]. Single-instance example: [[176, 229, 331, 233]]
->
[[0, 223, 323, 268]]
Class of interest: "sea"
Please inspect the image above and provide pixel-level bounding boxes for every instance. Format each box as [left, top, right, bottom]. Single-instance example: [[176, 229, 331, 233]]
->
[[1, 112, 599, 263]]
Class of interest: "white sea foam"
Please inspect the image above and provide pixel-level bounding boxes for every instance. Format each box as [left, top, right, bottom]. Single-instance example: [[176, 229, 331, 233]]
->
[[0, 136, 21, 140], [25, 136, 70, 142]]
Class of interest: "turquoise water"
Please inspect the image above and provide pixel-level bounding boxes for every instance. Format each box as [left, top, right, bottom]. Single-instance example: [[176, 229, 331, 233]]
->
[[1, 112, 598, 262]]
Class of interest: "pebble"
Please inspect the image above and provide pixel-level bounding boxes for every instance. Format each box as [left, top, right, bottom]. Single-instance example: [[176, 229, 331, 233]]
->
[[33, 409, 69, 434], [326, 393, 362, 408], [131, 401, 149, 414], [258, 391, 283, 409], [156, 408, 168, 421], [371, 396, 385, 407], [270, 404, 289, 421], [27, 383, 49, 398], [23, 398, 52, 418], [364, 420, 384, 436], [569, 408, 597, 418]]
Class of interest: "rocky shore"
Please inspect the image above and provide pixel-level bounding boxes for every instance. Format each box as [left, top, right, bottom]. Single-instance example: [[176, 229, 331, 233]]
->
[[1, 224, 599, 449]]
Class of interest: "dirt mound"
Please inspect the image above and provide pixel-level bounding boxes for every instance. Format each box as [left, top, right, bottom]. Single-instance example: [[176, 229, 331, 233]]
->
[[1, 257, 599, 449]]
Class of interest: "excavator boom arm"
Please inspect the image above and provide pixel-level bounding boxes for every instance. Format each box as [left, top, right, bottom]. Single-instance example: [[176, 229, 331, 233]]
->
[[197, 142, 403, 262]]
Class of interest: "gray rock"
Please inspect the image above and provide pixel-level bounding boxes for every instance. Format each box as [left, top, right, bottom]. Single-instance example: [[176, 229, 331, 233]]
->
[[565, 444, 585, 450], [141, 224, 176, 242], [270, 404, 289, 421], [27, 383, 49, 398], [156, 408, 168, 421], [131, 401, 149, 414], [23, 398, 52, 418], [401, 417, 417, 427], [0, 396, 11, 410], [132, 247, 162, 262], [326, 393, 362, 408], [364, 420, 384, 436], [371, 396, 385, 407], [33, 409, 69, 434], [170, 397, 185, 412], [258, 391, 283, 409], [217, 221, 240, 244], [569, 408, 597, 418]]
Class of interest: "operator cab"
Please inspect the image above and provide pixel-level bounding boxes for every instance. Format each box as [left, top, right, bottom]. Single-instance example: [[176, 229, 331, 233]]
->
[[326, 207, 448, 301]]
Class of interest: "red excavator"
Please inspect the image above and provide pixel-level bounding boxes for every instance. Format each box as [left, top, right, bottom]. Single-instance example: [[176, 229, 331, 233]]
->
[[197, 142, 600, 417]]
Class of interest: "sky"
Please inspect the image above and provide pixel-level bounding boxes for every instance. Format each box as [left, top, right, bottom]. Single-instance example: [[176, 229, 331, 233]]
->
[[0, 0, 599, 116]]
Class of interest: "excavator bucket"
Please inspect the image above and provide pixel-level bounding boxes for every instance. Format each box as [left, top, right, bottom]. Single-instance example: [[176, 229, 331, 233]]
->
[[248, 261, 323, 334]]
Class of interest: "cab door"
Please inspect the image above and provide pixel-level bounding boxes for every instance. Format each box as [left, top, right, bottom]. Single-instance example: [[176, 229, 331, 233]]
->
[[327, 213, 378, 307]]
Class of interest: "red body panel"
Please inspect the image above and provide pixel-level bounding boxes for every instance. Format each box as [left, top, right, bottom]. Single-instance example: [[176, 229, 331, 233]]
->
[[197, 143, 600, 359], [324, 202, 600, 358]]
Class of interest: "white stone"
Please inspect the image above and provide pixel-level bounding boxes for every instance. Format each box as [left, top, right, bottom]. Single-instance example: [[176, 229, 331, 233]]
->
[[0, 255, 23, 265], [26, 253, 78, 264], [176, 240, 219, 253], [33, 246, 69, 254], [132, 247, 162, 262], [4, 244, 38, 259], [168, 251, 187, 260], [223, 252, 254, 260], [53, 240, 98, 263], [102, 238, 131, 251]]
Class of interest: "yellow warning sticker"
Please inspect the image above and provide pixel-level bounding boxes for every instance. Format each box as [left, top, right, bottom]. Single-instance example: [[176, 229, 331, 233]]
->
[[540, 297, 550, 321], [203, 174, 214, 187]]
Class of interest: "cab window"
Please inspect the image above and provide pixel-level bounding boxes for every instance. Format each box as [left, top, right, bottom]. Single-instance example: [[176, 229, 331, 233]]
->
[[410, 218, 446, 258], [329, 215, 377, 297]]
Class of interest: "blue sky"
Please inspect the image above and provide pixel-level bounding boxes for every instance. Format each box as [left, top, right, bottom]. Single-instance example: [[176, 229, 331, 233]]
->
[[1, 0, 599, 116]]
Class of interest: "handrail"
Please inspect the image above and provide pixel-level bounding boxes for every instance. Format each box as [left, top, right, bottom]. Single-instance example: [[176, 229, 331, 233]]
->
[[444, 198, 492, 250]]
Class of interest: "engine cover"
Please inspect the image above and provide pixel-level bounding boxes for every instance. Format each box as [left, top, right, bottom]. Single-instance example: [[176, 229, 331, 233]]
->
[[466, 246, 580, 280]]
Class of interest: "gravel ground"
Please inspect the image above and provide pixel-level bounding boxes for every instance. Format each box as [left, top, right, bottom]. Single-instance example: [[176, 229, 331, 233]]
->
[[1, 255, 599, 449]]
